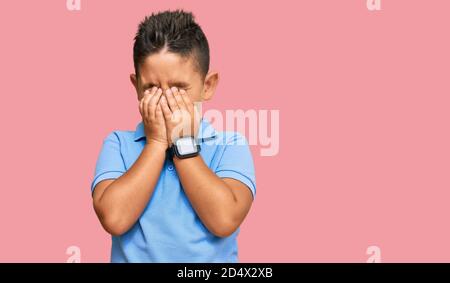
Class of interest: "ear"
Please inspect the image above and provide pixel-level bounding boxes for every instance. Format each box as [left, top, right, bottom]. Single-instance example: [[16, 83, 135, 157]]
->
[[201, 71, 219, 101], [130, 73, 141, 100]]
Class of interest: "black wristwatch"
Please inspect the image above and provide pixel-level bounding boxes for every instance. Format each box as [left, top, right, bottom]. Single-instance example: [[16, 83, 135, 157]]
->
[[171, 136, 201, 159]]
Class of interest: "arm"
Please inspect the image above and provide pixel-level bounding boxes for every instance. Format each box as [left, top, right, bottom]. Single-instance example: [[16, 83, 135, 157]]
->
[[173, 155, 254, 238], [93, 87, 167, 236], [160, 87, 254, 237], [93, 141, 166, 236]]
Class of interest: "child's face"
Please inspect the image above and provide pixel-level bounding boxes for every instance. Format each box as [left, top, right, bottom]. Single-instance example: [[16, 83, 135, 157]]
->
[[132, 50, 214, 103]]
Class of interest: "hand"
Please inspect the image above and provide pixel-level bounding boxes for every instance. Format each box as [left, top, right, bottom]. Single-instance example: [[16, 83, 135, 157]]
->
[[160, 87, 200, 145], [139, 87, 168, 148]]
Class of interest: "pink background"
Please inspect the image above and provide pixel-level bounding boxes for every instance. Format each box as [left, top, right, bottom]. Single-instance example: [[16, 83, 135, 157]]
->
[[0, 0, 449, 262]]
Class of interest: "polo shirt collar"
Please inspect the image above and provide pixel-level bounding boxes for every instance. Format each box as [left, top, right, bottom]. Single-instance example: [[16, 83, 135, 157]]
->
[[133, 118, 217, 143]]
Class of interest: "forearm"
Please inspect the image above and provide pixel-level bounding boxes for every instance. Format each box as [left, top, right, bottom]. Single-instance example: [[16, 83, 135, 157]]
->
[[96, 141, 167, 234], [173, 155, 239, 237]]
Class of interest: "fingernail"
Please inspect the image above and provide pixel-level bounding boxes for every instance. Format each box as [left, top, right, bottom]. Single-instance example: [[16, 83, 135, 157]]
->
[[171, 87, 178, 93], [166, 89, 172, 95]]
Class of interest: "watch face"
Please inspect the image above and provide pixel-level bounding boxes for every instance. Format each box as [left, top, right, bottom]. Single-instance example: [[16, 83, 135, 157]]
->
[[176, 137, 197, 155]]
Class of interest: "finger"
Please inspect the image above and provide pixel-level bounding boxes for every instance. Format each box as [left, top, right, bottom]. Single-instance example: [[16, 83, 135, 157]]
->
[[143, 87, 158, 120], [160, 95, 172, 121], [139, 89, 151, 116], [171, 87, 187, 111], [142, 90, 151, 120], [155, 103, 164, 121], [148, 88, 163, 120], [139, 95, 144, 117], [179, 89, 194, 114], [165, 88, 179, 113]]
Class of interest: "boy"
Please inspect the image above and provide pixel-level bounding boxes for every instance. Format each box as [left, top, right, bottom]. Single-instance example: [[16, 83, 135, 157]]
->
[[91, 10, 256, 263]]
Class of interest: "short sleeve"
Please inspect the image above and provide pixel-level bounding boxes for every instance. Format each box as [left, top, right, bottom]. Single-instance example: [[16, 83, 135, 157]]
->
[[90, 132, 126, 194], [214, 133, 257, 200]]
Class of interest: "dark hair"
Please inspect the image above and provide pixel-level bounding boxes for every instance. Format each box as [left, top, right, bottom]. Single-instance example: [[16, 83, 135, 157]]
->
[[133, 10, 210, 81]]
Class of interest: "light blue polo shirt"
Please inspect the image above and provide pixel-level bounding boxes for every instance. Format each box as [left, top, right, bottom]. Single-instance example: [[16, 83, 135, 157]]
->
[[90, 118, 256, 263]]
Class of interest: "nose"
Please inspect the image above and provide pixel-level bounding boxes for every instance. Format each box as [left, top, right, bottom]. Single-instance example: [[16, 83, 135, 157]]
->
[[160, 84, 170, 91]]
